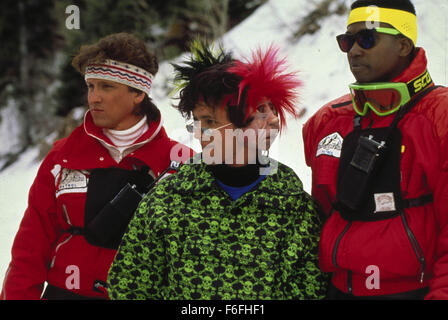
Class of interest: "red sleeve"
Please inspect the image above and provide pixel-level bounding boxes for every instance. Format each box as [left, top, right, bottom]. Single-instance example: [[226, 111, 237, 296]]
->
[[1, 153, 61, 300], [425, 96, 448, 299], [427, 173, 448, 299], [302, 97, 350, 169], [302, 111, 318, 169]]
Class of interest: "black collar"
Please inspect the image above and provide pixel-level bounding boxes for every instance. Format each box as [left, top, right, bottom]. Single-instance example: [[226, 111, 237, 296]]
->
[[207, 163, 264, 187]]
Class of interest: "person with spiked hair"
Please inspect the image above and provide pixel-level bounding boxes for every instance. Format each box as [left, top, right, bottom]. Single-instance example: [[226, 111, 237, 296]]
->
[[303, 0, 448, 299], [107, 41, 328, 300]]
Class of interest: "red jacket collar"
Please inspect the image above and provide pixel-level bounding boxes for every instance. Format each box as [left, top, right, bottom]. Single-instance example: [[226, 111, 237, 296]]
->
[[83, 110, 163, 147], [356, 48, 432, 127], [54, 110, 176, 172], [392, 47, 428, 83]]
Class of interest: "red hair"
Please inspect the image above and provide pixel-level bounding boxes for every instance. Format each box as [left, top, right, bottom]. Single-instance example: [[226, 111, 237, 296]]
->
[[227, 46, 302, 128]]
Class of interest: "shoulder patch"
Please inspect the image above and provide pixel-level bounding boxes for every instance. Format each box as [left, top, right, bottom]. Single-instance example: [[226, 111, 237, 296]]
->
[[316, 132, 343, 158], [56, 168, 89, 197]]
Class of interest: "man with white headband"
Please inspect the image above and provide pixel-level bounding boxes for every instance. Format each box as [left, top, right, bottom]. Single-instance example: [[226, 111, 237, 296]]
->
[[1, 32, 193, 299], [303, 0, 448, 299]]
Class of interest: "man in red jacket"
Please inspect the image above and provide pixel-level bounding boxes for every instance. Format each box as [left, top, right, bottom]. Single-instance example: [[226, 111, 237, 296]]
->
[[303, 0, 448, 299], [1, 33, 192, 299]]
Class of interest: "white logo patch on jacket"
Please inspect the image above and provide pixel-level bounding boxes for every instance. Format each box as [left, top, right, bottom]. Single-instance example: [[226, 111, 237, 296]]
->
[[55, 168, 89, 197], [316, 132, 343, 158]]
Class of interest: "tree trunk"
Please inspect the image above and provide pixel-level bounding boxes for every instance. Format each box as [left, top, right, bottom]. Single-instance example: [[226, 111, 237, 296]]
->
[[18, 0, 29, 90], [18, 0, 31, 146]]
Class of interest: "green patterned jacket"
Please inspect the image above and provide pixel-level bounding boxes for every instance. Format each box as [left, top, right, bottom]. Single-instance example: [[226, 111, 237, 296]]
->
[[107, 159, 327, 299]]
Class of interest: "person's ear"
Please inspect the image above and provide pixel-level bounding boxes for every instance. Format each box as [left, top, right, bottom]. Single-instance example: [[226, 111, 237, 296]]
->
[[398, 36, 414, 57], [133, 91, 145, 105]]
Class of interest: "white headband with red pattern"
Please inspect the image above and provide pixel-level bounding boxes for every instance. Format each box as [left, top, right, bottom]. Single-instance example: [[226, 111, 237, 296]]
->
[[85, 59, 154, 97]]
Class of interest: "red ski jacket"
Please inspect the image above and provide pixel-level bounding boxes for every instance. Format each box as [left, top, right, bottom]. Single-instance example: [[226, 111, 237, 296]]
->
[[1, 111, 193, 299], [303, 48, 448, 298]]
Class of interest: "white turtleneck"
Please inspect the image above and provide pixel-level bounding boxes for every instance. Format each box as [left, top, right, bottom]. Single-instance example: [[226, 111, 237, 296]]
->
[[102, 115, 149, 162]]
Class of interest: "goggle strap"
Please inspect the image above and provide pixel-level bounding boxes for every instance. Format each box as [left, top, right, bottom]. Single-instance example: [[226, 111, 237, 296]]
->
[[406, 70, 433, 96], [350, 69, 433, 116], [391, 85, 440, 127], [375, 27, 401, 36], [352, 85, 439, 132]]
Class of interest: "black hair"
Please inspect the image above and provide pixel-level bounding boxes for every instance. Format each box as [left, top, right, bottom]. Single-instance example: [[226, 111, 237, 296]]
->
[[351, 0, 416, 14], [171, 41, 243, 123]]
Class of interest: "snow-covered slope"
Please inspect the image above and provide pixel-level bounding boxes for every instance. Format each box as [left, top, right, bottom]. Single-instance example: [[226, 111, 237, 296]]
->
[[0, 0, 447, 289]]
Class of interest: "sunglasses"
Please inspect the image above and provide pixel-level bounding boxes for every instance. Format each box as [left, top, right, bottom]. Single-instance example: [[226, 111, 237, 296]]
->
[[336, 27, 401, 53], [349, 82, 411, 116]]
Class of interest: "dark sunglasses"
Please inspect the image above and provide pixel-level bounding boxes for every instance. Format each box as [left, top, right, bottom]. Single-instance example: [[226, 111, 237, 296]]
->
[[336, 27, 401, 53]]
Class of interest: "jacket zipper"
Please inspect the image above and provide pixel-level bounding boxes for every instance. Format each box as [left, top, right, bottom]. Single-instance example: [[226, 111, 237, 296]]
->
[[50, 235, 73, 268], [332, 221, 353, 293], [62, 204, 72, 226], [400, 210, 426, 283]]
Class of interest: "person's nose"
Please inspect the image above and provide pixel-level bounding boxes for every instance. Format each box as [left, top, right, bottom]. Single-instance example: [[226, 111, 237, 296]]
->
[[348, 40, 364, 58], [88, 86, 102, 104], [266, 108, 280, 129]]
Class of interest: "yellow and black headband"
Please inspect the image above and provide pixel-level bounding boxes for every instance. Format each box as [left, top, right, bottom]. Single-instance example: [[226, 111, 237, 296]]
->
[[347, 6, 417, 45]]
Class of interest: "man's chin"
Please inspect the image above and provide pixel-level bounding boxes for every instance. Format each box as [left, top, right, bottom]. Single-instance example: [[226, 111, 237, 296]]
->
[[350, 67, 373, 83], [91, 117, 111, 129]]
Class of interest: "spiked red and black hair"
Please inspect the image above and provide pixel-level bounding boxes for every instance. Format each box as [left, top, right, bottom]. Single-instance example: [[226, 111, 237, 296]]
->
[[227, 46, 302, 128], [172, 41, 301, 129]]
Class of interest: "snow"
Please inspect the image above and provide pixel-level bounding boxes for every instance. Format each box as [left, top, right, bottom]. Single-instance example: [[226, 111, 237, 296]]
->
[[0, 147, 40, 285], [0, 0, 447, 290], [0, 98, 26, 169]]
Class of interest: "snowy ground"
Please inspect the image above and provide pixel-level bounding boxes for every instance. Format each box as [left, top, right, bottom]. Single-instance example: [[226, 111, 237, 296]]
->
[[0, 0, 447, 289]]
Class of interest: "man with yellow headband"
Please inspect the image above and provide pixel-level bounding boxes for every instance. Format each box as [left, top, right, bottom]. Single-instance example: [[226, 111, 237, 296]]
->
[[303, 0, 448, 299], [1, 33, 192, 299]]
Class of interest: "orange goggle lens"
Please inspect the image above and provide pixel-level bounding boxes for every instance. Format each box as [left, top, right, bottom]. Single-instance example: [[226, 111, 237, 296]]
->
[[349, 84, 410, 116]]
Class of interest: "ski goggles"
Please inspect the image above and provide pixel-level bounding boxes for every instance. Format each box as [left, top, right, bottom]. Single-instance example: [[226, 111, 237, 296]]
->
[[349, 82, 411, 116], [349, 69, 433, 116], [336, 27, 401, 53]]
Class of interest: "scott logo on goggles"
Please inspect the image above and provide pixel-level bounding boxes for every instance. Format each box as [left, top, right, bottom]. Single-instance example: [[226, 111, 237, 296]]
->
[[413, 71, 432, 94]]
